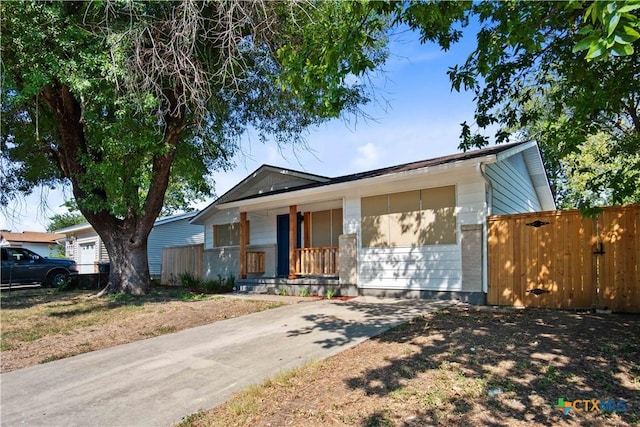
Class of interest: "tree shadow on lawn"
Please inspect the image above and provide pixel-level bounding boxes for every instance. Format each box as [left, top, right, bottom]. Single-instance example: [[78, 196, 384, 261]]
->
[[349, 307, 640, 426], [285, 299, 454, 349], [0, 286, 212, 311]]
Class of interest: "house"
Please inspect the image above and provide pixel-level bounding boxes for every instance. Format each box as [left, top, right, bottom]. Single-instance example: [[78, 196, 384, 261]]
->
[[191, 141, 555, 304], [0, 231, 65, 257], [55, 211, 204, 275]]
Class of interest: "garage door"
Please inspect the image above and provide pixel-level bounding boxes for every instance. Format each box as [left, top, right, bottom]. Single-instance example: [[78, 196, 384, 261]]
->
[[79, 242, 96, 274]]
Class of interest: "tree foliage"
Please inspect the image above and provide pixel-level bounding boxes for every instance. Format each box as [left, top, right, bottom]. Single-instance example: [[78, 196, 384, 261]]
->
[[1, 0, 390, 294], [46, 212, 85, 233], [398, 0, 640, 208], [46, 201, 86, 232]]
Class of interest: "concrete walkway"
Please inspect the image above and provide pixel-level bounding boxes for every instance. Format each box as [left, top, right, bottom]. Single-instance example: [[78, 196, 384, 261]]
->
[[1, 296, 455, 427]]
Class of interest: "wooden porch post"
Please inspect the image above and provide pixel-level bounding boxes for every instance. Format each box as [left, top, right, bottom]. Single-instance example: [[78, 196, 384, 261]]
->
[[303, 212, 311, 248], [239, 211, 247, 279], [289, 205, 297, 279]]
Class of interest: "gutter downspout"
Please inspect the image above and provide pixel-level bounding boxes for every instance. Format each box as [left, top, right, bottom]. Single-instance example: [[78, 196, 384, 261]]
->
[[477, 163, 493, 295]]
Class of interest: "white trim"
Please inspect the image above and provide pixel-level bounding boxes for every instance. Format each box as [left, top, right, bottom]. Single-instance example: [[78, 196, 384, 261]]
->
[[214, 155, 498, 211]]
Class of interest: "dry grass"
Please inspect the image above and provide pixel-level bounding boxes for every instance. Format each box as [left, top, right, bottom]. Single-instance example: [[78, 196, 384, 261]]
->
[[0, 287, 283, 372], [178, 306, 640, 427]]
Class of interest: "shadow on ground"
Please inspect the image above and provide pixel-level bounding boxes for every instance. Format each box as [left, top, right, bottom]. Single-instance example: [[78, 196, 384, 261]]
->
[[347, 306, 640, 426], [286, 299, 455, 349]]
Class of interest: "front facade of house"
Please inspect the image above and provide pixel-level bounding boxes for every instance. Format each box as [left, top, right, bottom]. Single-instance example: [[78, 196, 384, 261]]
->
[[55, 212, 204, 275], [191, 141, 555, 303]]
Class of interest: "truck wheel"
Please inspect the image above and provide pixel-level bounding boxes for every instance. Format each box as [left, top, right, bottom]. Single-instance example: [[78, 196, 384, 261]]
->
[[46, 270, 68, 287]]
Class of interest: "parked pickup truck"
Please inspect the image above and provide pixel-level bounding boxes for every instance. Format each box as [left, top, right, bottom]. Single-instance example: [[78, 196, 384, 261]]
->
[[1, 247, 77, 287]]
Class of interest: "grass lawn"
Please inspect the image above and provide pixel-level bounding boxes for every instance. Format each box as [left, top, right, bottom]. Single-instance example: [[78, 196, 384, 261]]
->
[[0, 287, 284, 372]]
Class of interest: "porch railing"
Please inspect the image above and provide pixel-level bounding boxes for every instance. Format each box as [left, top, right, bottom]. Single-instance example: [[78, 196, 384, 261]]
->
[[294, 247, 339, 276], [246, 251, 266, 274]]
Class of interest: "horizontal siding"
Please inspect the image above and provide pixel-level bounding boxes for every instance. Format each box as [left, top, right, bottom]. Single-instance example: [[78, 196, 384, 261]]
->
[[457, 181, 487, 225], [485, 153, 541, 214], [356, 178, 483, 292], [248, 213, 276, 246], [148, 219, 204, 275], [203, 209, 239, 249], [359, 245, 462, 290]]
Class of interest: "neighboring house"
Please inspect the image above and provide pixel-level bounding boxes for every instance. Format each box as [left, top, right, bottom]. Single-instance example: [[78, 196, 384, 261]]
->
[[55, 212, 204, 275], [191, 141, 555, 304], [0, 231, 65, 257]]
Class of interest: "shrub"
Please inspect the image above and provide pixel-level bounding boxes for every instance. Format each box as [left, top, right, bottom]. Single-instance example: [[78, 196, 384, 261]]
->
[[178, 273, 235, 294]]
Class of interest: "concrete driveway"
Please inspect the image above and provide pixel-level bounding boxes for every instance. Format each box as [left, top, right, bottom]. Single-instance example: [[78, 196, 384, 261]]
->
[[1, 296, 453, 427]]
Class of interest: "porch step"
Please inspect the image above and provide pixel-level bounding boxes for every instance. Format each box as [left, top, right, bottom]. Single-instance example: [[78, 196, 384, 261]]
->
[[236, 277, 357, 297]]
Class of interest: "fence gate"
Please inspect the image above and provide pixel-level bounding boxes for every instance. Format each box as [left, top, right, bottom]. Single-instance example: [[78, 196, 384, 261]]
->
[[487, 204, 639, 313]]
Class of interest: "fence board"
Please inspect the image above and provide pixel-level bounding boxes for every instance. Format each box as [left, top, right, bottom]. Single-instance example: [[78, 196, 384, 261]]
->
[[488, 204, 640, 313], [161, 244, 203, 285]]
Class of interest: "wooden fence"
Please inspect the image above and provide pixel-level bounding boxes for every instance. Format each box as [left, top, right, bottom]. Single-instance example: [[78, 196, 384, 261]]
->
[[488, 204, 639, 313], [161, 244, 204, 285]]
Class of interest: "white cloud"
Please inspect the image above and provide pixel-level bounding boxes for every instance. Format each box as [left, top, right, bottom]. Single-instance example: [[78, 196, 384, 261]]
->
[[352, 142, 382, 171]]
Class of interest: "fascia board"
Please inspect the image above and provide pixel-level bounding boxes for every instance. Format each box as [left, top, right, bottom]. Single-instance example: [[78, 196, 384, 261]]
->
[[216, 155, 498, 211]]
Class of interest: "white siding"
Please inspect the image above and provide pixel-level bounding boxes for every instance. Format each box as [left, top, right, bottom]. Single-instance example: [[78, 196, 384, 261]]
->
[[359, 245, 461, 290], [148, 218, 203, 275], [456, 181, 487, 225], [203, 208, 278, 249], [204, 209, 239, 249], [354, 172, 486, 292], [247, 212, 277, 246], [485, 153, 542, 214]]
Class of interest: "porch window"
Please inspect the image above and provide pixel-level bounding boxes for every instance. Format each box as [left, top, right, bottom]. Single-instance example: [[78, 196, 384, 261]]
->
[[213, 222, 249, 247], [310, 209, 343, 247], [361, 185, 456, 247]]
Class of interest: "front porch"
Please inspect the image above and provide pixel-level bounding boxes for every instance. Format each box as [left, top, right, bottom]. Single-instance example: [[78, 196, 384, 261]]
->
[[238, 205, 345, 279], [236, 204, 357, 297]]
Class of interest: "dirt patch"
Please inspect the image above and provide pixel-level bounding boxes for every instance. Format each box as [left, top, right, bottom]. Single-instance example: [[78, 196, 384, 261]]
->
[[183, 306, 640, 427], [0, 287, 288, 373]]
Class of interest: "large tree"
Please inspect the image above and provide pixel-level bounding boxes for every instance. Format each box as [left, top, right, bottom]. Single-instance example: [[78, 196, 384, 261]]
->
[[396, 0, 640, 208], [1, 1, 389, 294]]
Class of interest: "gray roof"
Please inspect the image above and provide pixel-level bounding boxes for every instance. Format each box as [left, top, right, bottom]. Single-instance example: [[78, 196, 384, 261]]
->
[[226, 141, 528, 203]]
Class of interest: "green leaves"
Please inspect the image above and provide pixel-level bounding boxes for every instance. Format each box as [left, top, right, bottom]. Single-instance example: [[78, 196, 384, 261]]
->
[[573, 0, 640, 60], [398, 1, 639, 209], [2, 0, 392, 218]]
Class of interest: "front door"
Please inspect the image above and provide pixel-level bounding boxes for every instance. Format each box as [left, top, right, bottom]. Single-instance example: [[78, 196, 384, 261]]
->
[[276, 214, 302, 277]]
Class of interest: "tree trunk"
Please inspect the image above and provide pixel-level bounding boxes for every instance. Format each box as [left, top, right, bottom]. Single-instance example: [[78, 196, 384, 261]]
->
[[40, 83, 184, 295], [99, 227, 151, 295]]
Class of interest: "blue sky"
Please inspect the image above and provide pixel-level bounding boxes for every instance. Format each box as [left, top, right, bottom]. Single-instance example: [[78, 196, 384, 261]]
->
[[1, 25, 485, 233]]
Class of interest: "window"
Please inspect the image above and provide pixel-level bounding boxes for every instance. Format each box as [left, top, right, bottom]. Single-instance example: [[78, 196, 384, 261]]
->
[[361, 186, 456, 247], [214, 222, 249, 247], [310, 209, 343, 247]]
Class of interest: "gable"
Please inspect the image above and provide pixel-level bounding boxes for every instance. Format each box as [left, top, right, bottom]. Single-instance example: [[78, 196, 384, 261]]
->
[[213, 166, 330, 205], [485, 143, 555, 213]]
